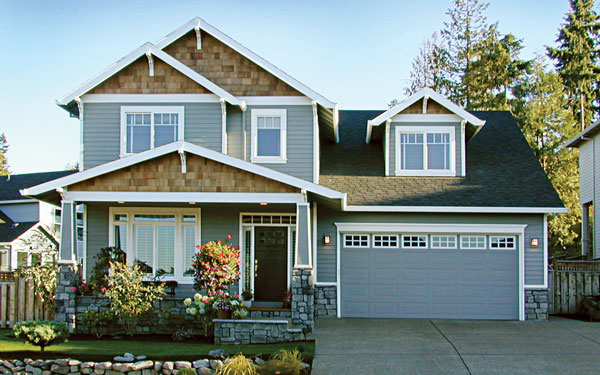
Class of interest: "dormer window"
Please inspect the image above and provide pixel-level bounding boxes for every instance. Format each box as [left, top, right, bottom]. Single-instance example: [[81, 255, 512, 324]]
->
[[251, 109, 287, 164], [395, 126, 455, 176], [120, 106, 184, 156]]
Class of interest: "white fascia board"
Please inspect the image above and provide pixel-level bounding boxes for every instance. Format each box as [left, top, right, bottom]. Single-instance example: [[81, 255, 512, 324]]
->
[[154, 17, 337, 109], [22, 141, 346, 201], [57, 43, 243, 108], [366, 88, 486, 143], [0, 199, 36, 204], [64, 191, 305, 204], [238, 96, 313, 105], [343, 205, 569, 214], [334, 222, 528, 234], [81, 94, 221, 103]]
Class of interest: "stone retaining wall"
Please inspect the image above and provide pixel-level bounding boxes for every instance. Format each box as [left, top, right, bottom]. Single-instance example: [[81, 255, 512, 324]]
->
[[248, 310, 292, 318], [314, 286, 337, 318], [0, 358, 224, 375], [213, 319, 304, 345], [525, 289, 549, 320]]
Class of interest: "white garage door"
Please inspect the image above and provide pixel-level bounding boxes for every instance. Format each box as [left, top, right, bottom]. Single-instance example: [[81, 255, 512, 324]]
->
[[340, 233, 520, 320]]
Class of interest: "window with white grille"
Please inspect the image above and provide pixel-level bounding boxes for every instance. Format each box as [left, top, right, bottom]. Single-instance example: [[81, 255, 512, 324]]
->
[[431, 235, 457, 249], [402, 235, 428, 249], [372, 235, 399, 248], [344, 234, 369, 248], [460, 235, 486, 249], [490, 236, 516, 249]]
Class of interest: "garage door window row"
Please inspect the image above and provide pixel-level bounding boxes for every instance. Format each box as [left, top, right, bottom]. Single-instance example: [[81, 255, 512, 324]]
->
[[343, 233, 516, 250]]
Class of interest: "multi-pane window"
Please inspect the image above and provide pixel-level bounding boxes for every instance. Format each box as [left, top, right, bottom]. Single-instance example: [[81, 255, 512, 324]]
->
[[431, 235, 457, 249], [490, 236, 516, 249], [396, 126, 455, 175], [121, 106, 183, 155], [373, 235, 399, 248], [402, 235, 428, 248], [344, 234, 369, 248], [460, 235, 486, 249], [251, 109, 287, 163], [182, 215, 197, 276]]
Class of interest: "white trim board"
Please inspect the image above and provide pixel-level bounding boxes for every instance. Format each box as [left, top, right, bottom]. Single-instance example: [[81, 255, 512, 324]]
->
[[81, 94, 221, 103], [154, 17, 337, 109], [64, 191, 305, 204], [366, 88, 486, 143], [342, 204, 568, 214], [21, 141, 346, 201]]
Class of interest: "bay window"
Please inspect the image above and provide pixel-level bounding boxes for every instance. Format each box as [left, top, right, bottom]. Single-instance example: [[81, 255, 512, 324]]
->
[[251, 109, 287, 163], [120, 106, 184, 156], [395, 126, 455, 176], [109, 208, 200, 281]]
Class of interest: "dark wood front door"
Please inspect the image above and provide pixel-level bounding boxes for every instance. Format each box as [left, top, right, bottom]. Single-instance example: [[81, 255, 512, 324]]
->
[[254, 227, 288, 302]]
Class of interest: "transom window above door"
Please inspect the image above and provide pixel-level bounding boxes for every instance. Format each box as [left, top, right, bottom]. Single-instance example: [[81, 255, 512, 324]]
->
[[395, 126, 456, 176], [120, 106, 184, 156], [251, 109, 287, 163]]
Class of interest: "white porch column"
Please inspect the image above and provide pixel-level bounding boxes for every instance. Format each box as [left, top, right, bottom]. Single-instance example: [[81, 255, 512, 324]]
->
[[59, 200, 77, 263], [295, 203, 312, 267]]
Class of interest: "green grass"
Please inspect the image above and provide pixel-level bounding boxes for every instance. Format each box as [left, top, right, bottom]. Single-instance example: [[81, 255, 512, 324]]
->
[[0, 329, 314, 361]]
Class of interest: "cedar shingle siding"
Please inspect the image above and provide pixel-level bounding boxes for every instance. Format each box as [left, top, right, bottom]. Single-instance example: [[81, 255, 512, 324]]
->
[[70, 152, 300, 193]]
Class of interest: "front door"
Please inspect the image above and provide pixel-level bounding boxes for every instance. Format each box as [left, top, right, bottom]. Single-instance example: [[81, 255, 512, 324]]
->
[[254, 226, 288, 302]]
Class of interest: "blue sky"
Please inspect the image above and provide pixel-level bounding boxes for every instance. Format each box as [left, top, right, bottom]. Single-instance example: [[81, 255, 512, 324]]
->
[[0, 0, 573, 173]]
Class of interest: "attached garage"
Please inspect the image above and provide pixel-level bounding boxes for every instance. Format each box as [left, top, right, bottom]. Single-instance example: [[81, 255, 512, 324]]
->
[[337, 223, 524, 320]]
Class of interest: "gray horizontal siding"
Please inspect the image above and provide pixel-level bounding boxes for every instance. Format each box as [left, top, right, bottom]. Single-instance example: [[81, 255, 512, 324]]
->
[[82, 102, 221, 169], [580, 140, 593, 204], [237, 105, 313, 182], [0, 203, 39, 222], [316, 206, 545, 286], [389, 122, 462, 176], [85, 204, 109, 279], [226, 106, 243, 160]]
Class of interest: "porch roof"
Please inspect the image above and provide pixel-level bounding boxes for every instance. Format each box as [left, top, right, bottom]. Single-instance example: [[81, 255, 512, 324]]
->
[[21, 141, 346, 205]]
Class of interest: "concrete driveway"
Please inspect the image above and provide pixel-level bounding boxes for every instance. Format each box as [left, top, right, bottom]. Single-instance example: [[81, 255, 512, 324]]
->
[[311, 317, 600, 375]]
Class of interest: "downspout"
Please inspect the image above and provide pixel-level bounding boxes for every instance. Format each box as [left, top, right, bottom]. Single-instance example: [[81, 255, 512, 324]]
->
[[242, 106, 247, 161]]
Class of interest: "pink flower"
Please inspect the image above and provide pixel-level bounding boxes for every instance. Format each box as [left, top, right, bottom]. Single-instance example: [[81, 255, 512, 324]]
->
[[72, 287, 77, 291], [226, 234, 232, 239]]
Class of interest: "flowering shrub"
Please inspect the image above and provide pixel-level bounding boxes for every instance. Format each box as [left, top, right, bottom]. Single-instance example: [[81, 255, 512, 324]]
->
[[184, 293, 214, 336], [73, 282, 93, 296], [191, 236, 240, 294], [212, 290, 241, 311]]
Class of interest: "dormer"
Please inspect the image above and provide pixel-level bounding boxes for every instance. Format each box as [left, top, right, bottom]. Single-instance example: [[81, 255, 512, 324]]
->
[[366, 88, 485, 177]]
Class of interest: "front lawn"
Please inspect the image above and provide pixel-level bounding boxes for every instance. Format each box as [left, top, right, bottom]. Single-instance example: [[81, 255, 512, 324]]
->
[[0, 329, 314, 362]]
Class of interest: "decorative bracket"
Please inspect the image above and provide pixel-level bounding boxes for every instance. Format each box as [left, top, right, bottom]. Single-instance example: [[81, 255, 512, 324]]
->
[[178, 149, 187, 174], [423, 96, 429, 114], [194, 20, 202, 50], [56, 187, 67, 201], [74, 97, 83, 120], [146, 49, 154, 77]]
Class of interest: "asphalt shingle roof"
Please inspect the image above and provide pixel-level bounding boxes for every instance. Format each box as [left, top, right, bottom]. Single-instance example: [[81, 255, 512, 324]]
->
[[320, 110, 564, 208], [0, 211, 37, 243], [0, 171, 76, 201]]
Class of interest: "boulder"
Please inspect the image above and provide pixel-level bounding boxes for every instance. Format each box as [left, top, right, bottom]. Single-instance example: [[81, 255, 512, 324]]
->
[[174, 363, 191, 370], [208, 361, 222, 371], [161, 363, 173, 372], [94, 364, 112, 371], [253, 358, 265, 366], [112, 364, 132, 372], [25, 365, 41, 375], [208, 349, 228, 359], [50, 365, 70, 375], [131, 362, 153, 372], [191, 361, 209, 369], [196, 369, 214, 375], [153, 364, 162, 373]]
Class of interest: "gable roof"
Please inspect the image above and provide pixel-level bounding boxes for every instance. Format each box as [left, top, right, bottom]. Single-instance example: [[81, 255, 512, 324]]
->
[[0, 171, 75, 202], [564, 119, 600, 148], [155, 18, 337, 109], [320, 110, 565, 213], [0, 221, 38, 244], [365, 88, 486, 143], [22, 141, 346, 202], [57, 43, 245, 115]]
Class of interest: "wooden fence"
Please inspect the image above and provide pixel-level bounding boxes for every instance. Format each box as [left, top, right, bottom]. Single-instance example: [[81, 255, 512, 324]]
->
[[549, 261, 600, 314], [0, 271, 53, 328]]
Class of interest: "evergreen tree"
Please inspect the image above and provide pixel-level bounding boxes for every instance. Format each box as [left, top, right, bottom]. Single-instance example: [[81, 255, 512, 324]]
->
[[0, 133, 9, 176], [547, 0, 600, 128], [404, 33, 451, 96], [512, 60, 581, 256]]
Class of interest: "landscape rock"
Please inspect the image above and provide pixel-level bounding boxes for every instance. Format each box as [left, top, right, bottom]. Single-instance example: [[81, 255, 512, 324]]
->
[[50, 365, 69, 375], [53, 362, 68, 368], [42, 371, 51, 375], [131, 362, 153, 372], [94, 364, 111, 371], [68, 361, 80, 367], [112, 363, 132, 372], [152, 364, 161, 373], [161, 363, 173, 372], [207, 349, 227, 359], [208, 361, 221, 371], [253, 358, 265, 366], [80, 364, 94, 370], [196, 369, 214, 375], [129, 371, 141, 375], [81, 369, 93, 375], [191, 361, 209, 369], [173, 363, 190, 370], [25, 366, 41, 375]]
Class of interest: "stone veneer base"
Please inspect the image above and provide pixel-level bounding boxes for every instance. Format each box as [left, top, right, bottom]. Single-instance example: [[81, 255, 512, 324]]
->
[[315, 285, 337, 318], [525, 289, 549, 320], [213, 319, 305, 345]]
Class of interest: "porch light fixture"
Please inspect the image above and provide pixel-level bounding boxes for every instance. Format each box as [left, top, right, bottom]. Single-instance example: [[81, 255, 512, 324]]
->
[[117, 201, 125, 204], [323, 234, 331, 245], [259, 202, 268, 206], [188, 201, 196, 205], [530, 238, 540, 248]]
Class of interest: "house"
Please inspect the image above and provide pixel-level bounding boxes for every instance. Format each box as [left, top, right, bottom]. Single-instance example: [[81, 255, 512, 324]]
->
[[565, 120, 600, 258], [22, 18, 565, 326], [0, 171, 76, 271]]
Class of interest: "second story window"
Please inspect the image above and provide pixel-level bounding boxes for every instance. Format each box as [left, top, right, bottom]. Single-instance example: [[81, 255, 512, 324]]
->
[[395, 126, 455, 176], [120, 106, 184, 156], [251, 109, 287, 163]]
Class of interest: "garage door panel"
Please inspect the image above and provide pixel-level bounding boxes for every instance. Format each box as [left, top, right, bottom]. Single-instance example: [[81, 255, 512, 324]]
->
[[341, 233, 520, 320]]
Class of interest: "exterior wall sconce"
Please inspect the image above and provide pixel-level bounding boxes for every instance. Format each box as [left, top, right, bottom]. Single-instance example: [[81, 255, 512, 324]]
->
[[530, 238, 540, 248], [323, 235, 331, 245], [259, 202, 268, 206]]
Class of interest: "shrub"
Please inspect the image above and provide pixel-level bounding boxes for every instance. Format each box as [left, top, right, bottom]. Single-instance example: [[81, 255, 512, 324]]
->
[[176, 369, 196, 375], [104, 261, 165, 335], [192, 237, 240, 294], [13, 320, 69, 352], [79, 310, 113, 338], [259, 349, 303, 375], [217, 354, 257, 375], [89, 247, 126, 292], [160, 308, 190, 341], [184, 293, 215, 337]]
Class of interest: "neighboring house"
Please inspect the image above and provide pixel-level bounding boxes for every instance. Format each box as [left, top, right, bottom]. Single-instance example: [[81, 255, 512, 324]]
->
[[565, 120, 600, 258], [0, 171, 76, 270], [22, 18, 565, 321]]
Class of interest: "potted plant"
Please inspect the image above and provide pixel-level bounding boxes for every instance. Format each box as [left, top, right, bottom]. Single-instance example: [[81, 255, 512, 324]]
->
[[212, 291, 242, 319], [242, 289, 253, 308]]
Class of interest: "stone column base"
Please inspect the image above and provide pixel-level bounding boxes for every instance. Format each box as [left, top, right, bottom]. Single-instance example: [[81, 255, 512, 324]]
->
[[525, 289, 549, 320], [291, 268, 314, 332], [55, 263, 79, 332]]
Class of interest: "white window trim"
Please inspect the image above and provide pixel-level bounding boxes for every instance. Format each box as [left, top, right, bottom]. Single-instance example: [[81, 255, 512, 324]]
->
[[430, 235, 458, 249], [489, 235, 517, 250], [250, 108, 287, 164], [343, 234, 370, 248], [120, 106, 185, 157], [401, 234, 428, 249], [460, 235, 487, 250], [372, 234, 400, 248], [394, 125, 456, 176], [108, 206, 201, 283]]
